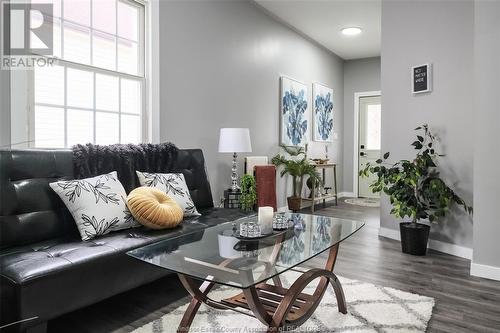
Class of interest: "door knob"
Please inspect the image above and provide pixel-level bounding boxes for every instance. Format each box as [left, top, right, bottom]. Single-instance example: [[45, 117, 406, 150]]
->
[[360, 152, 365, 157]]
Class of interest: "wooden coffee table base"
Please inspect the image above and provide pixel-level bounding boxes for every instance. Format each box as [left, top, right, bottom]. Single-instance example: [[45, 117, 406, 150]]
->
[[177, 244, 347, 333]]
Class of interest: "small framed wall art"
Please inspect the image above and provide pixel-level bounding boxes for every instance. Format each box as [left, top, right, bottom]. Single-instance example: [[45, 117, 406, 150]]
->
[[280, 76, 309, 146], [312, 82, 334, 142], [412, 63, 432, 94]]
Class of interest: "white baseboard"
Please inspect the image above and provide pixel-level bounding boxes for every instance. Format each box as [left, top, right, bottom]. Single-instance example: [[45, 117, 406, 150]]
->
[[428, 239, 473, 260], [338, 192, 355, 198], [378, 226, 400, 240], [471, 262, 500, 281], [378, 227, 473, 260]]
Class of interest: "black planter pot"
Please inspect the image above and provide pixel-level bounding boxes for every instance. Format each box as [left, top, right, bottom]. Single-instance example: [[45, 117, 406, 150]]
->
[[399, 222, 430, 256]]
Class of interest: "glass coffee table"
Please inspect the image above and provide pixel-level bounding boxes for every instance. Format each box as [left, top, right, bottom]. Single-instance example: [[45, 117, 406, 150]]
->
[[128, 213, 364, 333]]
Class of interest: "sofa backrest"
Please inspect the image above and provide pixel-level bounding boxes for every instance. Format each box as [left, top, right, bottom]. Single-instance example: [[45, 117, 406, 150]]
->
[[0, 148, 214, 250], [172, 149, 214, 210]]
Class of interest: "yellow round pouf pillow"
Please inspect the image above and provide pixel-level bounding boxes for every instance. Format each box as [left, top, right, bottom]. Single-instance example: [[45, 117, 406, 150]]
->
[[127, 187, 183, 229]]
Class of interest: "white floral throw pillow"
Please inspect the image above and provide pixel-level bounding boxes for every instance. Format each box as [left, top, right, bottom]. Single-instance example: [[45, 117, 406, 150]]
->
[[136, 171, 201, 217], [50, 171, 139, 241]]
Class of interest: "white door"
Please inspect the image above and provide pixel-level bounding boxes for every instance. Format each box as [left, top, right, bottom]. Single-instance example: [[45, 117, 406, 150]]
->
[[358, 96, 381, 198]]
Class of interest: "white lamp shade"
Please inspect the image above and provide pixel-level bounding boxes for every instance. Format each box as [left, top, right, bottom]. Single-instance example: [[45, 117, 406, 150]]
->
[[218, 128, 252, 153]]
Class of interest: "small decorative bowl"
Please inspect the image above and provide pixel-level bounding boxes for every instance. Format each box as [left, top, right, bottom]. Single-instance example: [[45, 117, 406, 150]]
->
[[312, 158, 329, 165]]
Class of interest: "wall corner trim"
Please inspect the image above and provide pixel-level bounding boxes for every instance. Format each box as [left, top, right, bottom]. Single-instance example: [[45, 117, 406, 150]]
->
[[470, 262, 500, 282], [378, 227, 473, 260]]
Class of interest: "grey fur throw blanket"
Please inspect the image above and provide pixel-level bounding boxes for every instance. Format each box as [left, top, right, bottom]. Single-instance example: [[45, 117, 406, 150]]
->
[[72, 143, 179, 193]]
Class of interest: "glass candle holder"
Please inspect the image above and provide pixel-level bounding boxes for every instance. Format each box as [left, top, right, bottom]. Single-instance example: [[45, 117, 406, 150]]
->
[[273, 213, 288, 229], [239, 222, 248, 237], [246, 222, 261, 238]]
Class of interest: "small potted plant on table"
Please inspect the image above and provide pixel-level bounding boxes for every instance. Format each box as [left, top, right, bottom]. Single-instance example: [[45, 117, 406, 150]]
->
[[239, 174, 257, 211], [272, 145, 321, 212], [360, 124, 472, 255]]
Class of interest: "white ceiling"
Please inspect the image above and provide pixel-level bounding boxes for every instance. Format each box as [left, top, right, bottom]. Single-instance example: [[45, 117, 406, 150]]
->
[[255, 0, 381, 60]]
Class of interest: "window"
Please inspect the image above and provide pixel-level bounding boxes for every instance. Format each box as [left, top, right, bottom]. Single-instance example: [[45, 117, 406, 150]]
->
[[365, 103, 381, 150], [32, 0, 145, 148]]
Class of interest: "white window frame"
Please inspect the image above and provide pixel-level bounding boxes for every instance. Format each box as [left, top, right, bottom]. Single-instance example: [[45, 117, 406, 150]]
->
[[144, 0, 160, 143], [26, 0, 150, 148]]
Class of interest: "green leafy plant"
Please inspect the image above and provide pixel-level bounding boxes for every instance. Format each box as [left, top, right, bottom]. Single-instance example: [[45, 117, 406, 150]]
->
[[239, 174, 257, 211], [360, 124, 472, 223], [272, 145, 321, 198]]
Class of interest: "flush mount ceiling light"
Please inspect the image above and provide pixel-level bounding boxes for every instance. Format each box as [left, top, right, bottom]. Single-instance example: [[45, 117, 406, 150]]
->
[[341, 27, 362, 36]]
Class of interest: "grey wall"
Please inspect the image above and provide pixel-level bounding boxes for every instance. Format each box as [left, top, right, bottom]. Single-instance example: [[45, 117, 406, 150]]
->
[[342, 57, 381, 193], [158, 0, 344, 207], [380, 0, 474, 248], [472, 0, 500, 272]]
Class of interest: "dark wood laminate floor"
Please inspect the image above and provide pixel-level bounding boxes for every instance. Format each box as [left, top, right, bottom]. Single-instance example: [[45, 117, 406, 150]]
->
[[49, 199, 500, 333]]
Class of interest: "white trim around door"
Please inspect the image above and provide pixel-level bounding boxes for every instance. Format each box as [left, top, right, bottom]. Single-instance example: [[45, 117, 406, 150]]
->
[[353, 91, 381, 198]]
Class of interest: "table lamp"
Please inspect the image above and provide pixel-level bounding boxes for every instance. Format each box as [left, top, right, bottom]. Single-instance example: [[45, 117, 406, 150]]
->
[[218, 128, 252, 191]]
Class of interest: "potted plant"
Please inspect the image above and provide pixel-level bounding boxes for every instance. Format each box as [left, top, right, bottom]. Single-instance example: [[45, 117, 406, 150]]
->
[[239, 174, 257, 211], [272, 145, 321, 212], [360, 124, 472, 255]]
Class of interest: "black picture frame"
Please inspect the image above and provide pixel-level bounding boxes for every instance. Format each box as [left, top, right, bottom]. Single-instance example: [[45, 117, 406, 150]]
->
[[412, 63, 432, 94]]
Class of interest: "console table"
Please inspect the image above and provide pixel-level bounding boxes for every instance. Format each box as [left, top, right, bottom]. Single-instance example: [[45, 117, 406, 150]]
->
[[302, 163, 338, 213]]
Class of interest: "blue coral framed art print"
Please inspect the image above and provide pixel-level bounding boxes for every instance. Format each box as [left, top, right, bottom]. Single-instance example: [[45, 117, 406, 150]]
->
[[312, 82, 334, 142], [280, 76, 309, 146]]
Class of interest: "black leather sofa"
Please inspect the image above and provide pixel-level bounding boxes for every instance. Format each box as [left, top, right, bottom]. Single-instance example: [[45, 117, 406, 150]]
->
[[0, 148, 248, 333]]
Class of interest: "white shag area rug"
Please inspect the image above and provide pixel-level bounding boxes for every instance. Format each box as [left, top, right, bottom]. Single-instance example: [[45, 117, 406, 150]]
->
[[344, 198, 380, 208], [132, 270, 434, 333]]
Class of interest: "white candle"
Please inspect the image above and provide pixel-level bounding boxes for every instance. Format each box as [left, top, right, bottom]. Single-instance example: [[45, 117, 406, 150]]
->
[[258, 206, 274, 232], [217, 234, 241, 259]]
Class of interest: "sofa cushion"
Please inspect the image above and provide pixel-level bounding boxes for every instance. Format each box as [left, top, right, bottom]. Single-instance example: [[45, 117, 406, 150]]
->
[[127, 187, 184, 229], [136, 171, 201, 217], [0, 222, 206, 285], [49, 171, 141, 241], [0, 150, 78, 249], [171, 149, 214, 209]]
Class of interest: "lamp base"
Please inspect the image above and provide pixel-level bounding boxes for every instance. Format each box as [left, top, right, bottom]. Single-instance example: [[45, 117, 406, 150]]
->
[[231, 152, 239, 191]]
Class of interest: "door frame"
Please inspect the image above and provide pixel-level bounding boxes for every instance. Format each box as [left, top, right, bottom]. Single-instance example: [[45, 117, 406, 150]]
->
[[353, 91, 381, 198]]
